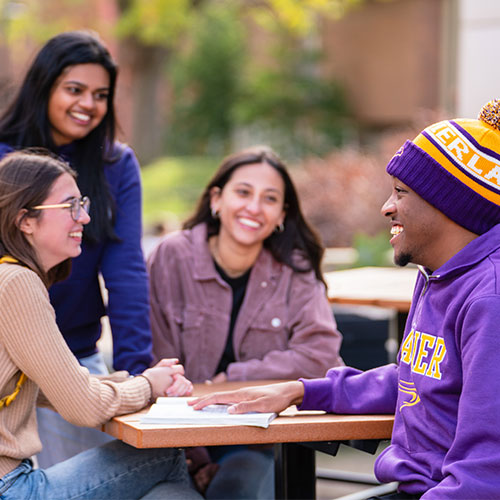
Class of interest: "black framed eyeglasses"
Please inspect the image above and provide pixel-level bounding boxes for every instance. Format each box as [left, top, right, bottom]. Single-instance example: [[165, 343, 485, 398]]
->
[[31, 196, 91, 222]]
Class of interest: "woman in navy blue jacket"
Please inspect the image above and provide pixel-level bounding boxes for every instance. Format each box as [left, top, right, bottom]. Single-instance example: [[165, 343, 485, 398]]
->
[[0, 31, 152, 467]]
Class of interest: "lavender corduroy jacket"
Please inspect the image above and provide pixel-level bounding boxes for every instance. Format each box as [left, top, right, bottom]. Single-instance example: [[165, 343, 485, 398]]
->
[[148, 223, 344, 383]]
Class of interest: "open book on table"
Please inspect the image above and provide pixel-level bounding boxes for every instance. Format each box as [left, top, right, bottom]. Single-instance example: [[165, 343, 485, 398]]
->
[[140, 397, 277, 429]]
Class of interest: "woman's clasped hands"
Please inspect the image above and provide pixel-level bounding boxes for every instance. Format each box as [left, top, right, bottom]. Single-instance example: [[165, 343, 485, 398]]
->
[[142, 358, 193, 399]]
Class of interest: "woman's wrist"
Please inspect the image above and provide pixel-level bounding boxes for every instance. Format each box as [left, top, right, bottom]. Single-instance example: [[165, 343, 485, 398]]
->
[[136, 374, 154, 404]]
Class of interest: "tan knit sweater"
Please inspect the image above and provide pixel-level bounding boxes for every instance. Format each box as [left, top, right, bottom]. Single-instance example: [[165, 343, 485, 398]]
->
[[0, 263, 151, 478]]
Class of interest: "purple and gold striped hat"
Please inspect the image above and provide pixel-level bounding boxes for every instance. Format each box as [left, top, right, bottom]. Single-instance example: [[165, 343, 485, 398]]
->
[[387, 99, 500, 234]]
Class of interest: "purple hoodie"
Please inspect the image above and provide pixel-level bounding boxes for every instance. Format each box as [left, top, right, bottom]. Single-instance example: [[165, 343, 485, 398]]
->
[[300, 223, 500, 498]]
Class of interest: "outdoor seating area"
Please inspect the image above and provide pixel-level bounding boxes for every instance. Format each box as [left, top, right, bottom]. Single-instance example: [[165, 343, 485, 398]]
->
[[1, 1, 500, 499]]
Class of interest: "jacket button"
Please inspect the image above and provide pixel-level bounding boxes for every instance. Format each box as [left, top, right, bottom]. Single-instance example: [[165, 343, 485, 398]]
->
[[271, 317, 281, 328], [260, 281, 267, 288]]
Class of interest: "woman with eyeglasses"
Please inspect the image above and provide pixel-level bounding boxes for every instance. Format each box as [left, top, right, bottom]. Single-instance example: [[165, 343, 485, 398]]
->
[[148, 145, 344, 498], [0, 150, 198, 499], [0, 31, 152, 467]]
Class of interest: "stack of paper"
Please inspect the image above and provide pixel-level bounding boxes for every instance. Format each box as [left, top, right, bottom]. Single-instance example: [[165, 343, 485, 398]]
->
[[140, 397, 277, 428]]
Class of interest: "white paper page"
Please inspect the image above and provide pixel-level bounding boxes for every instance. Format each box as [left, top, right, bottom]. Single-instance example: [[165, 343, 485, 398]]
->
[[140, 397, 277, 428]]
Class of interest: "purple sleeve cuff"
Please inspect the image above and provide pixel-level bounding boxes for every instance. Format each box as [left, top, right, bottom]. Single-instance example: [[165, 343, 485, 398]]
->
[[298, 376, 335, 412]]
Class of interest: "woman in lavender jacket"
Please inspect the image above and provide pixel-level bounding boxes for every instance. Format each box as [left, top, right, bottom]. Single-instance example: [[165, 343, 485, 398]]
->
[[148, 145, 344, 499]]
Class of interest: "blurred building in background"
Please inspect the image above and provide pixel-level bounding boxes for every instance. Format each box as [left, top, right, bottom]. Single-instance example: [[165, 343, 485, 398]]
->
[[455, 0, 500, 116], [322, 0, 444, 130], [321, 0, 500, 132]]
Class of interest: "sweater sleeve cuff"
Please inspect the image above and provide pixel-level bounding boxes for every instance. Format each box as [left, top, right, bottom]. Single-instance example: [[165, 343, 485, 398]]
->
[[136, 374, 154, 404], [298, 377, 334, 412], [118, 375, 152, 413]]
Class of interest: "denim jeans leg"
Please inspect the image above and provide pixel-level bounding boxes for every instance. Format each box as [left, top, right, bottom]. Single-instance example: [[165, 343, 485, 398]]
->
[[206, 446, 274, 500], [1, 440, 201, 500], [0, 459, 33, 497]]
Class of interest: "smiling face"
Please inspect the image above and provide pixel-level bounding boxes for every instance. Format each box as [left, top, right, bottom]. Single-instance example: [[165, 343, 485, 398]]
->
[[381, 177, 457, 270], [47, 63, 110, 146], [20, 173, 90, 272], [210, 162, 286, 253]]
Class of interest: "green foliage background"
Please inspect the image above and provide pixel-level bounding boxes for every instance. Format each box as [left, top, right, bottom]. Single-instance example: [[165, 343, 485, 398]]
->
[[166, 1, 353, 158], [141, 156, 217, 227], [167, 3, 245, 156]]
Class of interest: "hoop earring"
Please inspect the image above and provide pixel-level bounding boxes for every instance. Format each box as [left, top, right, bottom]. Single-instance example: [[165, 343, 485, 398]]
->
[[211, 208, 219, 219], [276, 222, 285, 233]]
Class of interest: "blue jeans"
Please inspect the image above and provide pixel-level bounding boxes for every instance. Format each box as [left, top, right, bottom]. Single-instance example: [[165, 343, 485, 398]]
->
[[206, 445, 274, 499], [0, 440, 201, 500], [36, 352, 115, 468]]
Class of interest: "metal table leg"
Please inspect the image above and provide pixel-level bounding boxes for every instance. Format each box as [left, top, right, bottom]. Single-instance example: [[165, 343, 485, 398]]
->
[[274, 442, 316, 499], [274, 440, 383, 499]]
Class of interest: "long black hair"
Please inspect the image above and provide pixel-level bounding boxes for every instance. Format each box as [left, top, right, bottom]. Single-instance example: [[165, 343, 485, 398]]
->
[[184, 145, 326, 286], [0, 30, 118, 243]]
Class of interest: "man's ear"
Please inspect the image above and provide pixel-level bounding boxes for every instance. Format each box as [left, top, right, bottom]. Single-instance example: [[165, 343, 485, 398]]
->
[[16, 209, 34, 235]]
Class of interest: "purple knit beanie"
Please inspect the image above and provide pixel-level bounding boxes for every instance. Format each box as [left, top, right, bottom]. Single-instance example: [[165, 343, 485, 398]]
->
[[386, 99, 500, 234]]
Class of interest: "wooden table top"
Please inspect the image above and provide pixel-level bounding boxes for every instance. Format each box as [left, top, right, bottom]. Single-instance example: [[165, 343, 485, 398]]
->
[[102, 381, 394, 449], [325, 266, 418, 312]]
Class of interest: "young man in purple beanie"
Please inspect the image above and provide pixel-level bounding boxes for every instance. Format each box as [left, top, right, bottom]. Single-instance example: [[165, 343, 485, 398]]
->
[[190, 99, 500, 499]]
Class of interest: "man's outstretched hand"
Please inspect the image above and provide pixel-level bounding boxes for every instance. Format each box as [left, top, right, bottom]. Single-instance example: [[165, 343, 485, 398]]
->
[[188, 381, 305, 414]]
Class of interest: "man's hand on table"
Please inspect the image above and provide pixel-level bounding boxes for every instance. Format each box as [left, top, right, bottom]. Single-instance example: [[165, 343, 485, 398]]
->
[[188, 381, 304, 414]]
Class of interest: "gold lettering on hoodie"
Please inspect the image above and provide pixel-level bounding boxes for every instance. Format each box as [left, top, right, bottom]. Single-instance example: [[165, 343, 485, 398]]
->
[[400, 329, 446, 380]]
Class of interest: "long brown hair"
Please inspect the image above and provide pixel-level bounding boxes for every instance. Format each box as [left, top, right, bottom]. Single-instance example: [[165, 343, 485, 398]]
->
[[0, 149, 77, 287], [184, 145, 326, 285]]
